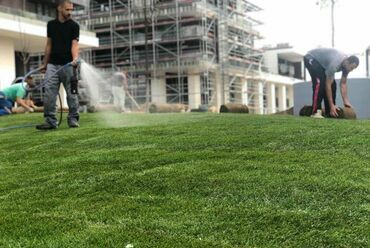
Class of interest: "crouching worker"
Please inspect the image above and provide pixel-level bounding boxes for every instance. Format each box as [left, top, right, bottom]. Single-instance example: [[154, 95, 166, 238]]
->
[[0, 77, 35, 116], [304, 48, 359, 118]]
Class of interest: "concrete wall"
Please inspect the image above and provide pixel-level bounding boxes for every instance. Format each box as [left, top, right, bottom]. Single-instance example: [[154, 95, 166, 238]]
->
[[294, 78, 370, 119], [0, 37, 15, 89], [263, 52, 279, 74], [188, 74, 201, 109], [151, 76, 166, 104]]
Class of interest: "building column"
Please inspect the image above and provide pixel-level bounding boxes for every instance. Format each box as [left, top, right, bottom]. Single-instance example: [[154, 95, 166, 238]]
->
[[267, 83, 276, 114], [188, 74, 201, 109], [278, 85, 287, 110], [258, 81, 264, 114], [151, 74, 166, 104], [0, 37, 16, 89], [287, 85, 294, 108], [215, 69, 223, 111], [242, 80, 248, 105]]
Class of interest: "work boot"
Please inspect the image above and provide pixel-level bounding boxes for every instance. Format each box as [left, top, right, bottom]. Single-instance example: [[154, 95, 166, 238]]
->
[[310, 109, 324, 119], [36, 122, 57, 130], [68, 119, 80, 128]]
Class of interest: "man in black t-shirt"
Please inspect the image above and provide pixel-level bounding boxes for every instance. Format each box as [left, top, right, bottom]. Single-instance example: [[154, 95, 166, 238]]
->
[[36, 0, 80, 130]]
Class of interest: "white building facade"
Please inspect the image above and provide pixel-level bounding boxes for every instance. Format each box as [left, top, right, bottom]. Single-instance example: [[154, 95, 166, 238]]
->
[[0, 1, 98, 89], [255, 43, 304, 114]]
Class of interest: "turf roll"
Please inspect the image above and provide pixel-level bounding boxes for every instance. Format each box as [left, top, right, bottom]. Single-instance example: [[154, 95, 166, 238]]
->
[[337, 107, 357, 119], [149, 103, 188, 113], [299, 105, 313, 117], [219, 103, 249, 113]]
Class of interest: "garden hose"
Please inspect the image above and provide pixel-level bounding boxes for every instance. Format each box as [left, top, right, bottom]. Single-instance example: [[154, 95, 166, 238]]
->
[[22, 60, 81, 127], [1, 60, 82, 132]]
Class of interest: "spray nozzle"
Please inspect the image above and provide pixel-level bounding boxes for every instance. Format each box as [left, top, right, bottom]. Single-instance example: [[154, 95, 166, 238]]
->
[[71, 65, 79, 95], [68, 58, 83, 67]]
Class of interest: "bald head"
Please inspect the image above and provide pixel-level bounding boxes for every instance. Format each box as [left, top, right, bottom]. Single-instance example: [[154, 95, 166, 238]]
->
[[57, 0, 74, 21]]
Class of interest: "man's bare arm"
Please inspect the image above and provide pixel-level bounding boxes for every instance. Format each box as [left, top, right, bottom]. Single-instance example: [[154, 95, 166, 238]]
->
[[71, 39, 79, 65], [325, 77, 340, 117], [16, 98, 33, 112], [340, 75, 352, 108]]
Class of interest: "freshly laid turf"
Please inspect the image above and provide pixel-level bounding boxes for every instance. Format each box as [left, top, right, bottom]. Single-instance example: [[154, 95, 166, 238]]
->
[[0, 113, 369, 247]]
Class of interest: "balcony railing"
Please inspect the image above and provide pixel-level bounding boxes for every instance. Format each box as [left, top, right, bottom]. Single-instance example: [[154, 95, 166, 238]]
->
[[71, 0, 90, 7], [0, 5, 52, 22], [0, 5, 90, 31]]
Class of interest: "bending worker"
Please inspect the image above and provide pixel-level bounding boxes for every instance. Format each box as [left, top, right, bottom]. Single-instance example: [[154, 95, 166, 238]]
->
[[111, 71, 128, 113], [0, 77, 34, 116], [304, 48, 359, 118], [36, 0, 80, 130]]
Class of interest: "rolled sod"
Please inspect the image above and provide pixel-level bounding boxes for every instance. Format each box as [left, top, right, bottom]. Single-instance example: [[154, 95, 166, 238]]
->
[[149, 103, 188, 113], [220, 103, 249, 113], [337, 107, 357, 119], [299, 105, 313, 117]]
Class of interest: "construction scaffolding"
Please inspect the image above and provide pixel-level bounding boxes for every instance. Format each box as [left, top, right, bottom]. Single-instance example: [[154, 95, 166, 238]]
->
[[76, 0, 266, 111]]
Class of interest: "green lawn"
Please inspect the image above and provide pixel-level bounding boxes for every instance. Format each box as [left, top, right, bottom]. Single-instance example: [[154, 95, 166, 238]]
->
[[0, 113, 369, 248]]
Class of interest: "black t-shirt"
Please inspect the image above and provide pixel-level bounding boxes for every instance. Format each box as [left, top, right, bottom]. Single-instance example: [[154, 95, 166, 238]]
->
[[47, 19, 80, 65]]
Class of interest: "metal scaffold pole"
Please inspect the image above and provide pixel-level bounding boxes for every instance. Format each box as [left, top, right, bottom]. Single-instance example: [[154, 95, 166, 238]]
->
[[70, 0, 264, 111], [151, 0, 157, 92], [218, 0, 228, 105], [175, 0, 182, 104], [108, 0, 114, 70], [144, 0, 150, 109]]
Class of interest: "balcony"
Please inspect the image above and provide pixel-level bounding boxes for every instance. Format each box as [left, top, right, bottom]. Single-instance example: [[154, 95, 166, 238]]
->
[[0, 5, 98, 53]]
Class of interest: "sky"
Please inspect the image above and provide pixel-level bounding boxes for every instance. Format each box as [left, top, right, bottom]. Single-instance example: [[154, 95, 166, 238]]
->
[[251, 0, 370, 55]]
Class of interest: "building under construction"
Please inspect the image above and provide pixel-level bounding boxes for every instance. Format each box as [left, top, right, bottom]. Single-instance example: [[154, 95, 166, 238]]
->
[[0, 0, 301, 113], [76, 0, 271, 112]]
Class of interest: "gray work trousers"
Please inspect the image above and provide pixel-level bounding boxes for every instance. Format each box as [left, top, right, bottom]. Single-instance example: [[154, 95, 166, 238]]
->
[[43, 64, 79, 127]]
